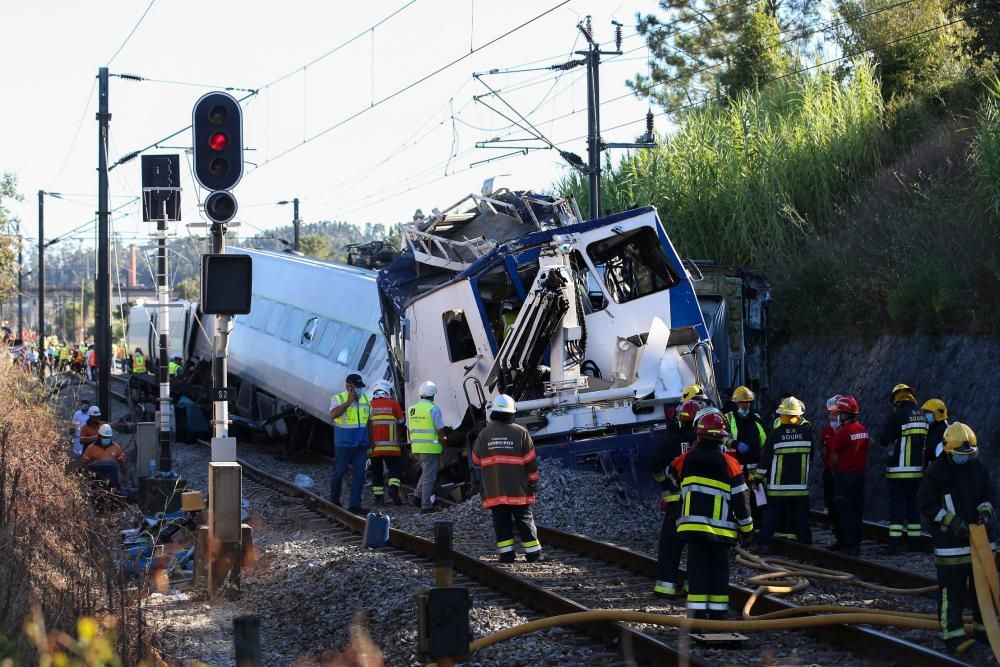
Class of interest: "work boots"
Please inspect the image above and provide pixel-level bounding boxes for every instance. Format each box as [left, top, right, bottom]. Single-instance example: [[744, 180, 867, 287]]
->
[[387, 486, 402, 506]]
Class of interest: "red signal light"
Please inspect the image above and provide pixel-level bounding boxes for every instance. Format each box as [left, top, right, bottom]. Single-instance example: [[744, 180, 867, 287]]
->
[[209, 132, 229, 151]]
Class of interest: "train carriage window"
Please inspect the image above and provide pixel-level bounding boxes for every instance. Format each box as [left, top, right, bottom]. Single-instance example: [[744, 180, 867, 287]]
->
[[248, 297, 271, 329], [571, 251, 608, 312], [282, 308, 306, 342], [336, 327, 364, 366], [266, 303, 286, 335], [443, 309, 477, 362], [585, 226, 679, 304], [300, 316, 319, 349], [317, 321, 341, 357], [357, 334, 377, 370]]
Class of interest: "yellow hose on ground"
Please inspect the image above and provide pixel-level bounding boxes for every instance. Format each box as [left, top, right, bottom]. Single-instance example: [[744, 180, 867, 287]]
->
[[970, 524, 1000, 658], [467, 609, 943, 652]]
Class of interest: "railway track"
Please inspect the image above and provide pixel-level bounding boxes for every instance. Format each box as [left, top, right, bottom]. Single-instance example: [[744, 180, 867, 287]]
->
[[219, 447, 961, 666], [810, 508, 933, 552]]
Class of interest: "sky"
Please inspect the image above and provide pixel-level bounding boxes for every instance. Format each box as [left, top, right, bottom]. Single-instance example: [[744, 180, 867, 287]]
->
[[2, 0, 661, 249]]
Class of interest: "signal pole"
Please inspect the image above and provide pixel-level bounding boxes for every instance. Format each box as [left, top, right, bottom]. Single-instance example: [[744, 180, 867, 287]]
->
[[96, 67, 112, 418], [16, 220, 23, 341], [37, 190, 45, 379]]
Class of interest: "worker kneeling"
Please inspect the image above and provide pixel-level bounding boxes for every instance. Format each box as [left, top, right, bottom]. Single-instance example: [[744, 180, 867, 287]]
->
[[918, 422, 993, 657], [472, 395, 543, 564], [667, 412, 753, 619], [80, 423, 129, 493]]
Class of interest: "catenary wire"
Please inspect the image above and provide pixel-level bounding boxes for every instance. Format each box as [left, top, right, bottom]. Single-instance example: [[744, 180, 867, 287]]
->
[[106, 0, 156, 66]]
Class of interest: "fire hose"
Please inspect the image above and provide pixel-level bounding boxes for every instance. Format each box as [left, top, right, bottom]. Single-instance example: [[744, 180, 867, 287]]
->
[[465, 526, 1000, 657]]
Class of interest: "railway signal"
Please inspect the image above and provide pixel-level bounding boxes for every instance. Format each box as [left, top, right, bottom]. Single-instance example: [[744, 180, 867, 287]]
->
[[192, 92, 243, 192]]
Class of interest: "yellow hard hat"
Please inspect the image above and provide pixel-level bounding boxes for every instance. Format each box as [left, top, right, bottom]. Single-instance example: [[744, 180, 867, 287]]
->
[[681, 384, 706, 402], [891, 383, 915, 403], [942, 422, 977, 455], [921, 398, 947, 421], [731, 386, 755, 403], [775, 396, 804, 416]]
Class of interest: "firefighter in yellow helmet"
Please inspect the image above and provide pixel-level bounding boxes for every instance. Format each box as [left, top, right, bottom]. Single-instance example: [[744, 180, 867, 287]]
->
[[879, 383, 928, 553], [921, 398, 950, 467], [754, 397, 814, 553], [918, 422, 992, 657]]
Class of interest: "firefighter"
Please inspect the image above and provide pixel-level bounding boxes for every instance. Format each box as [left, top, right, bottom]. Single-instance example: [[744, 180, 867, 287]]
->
[[408, 380, 449, 514], [471, 394, 543, 563], [723, 385, 768, 485], [921, 398, 950, 467], [368, 380, 405, 506], [132, 348, 147, 375], [681, 383, 710, 407], [826, 396, 871, 556], [880, 383, 928, 553], [819, 395, 845, 549], [328, 373, 372, 513], [668, 412, 753, 619], [755, 397, 814, 552], [650, 399, 700, 597], [918, 422, 992, 657]]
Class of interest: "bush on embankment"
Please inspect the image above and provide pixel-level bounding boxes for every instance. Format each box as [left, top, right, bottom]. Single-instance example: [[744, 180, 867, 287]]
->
[[0, 365, 149, 664], [557, 63, 1000, 335]]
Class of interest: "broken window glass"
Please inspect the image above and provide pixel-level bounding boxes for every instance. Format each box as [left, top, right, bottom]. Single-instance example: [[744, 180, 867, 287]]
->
[[585, 226, 679, 304], [443, 309, 478, 361]]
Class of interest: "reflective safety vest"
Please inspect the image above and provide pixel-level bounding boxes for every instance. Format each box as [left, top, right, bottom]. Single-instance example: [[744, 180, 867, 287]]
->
[[369, 397, 403, 457], [669, 447, 753, 544], [408, 400, 442, 455], [884, 403, 928, 480], [758, 422, 813, 497], [168, 361, 181, 376], [332, 392, 371, 428], [132, 353, 146, 374]]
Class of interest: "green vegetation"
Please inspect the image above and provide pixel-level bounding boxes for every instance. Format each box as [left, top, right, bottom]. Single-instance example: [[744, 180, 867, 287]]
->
[[0, 174, 22, 302]]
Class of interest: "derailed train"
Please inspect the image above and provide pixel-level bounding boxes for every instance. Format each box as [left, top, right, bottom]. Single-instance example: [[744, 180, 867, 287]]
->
[[128, 187, 769, 491]]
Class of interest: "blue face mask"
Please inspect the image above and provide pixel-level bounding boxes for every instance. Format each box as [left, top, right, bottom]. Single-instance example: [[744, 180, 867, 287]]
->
[[924, 413, 935, 424], [737, 407, 750, 417], [951, 453, 972, 465]]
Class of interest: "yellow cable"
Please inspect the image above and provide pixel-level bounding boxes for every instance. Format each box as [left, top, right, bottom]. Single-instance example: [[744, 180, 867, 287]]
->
[[970, 524, 1000, 658]]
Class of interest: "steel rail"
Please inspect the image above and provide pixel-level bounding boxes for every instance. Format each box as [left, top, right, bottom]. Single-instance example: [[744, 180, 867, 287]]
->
[[234, 455, 709, 667], [810, 509, 933, 552]]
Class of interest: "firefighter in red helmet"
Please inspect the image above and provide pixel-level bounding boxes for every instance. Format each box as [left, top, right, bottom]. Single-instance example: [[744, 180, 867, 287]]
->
[[826, 396, 871, 555], [650, 400, 700, 597], [667, 412, 753, 619]]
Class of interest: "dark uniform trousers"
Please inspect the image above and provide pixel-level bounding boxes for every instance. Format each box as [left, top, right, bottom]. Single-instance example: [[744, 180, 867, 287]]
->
[[823, 468, 844, 544], [369, 456, 404, 500], [686, 541, 730, 619], [758, 496, 812, 546], [833, 471, 866, 550], [655, 502, 683, 595], [937, 565, 986, 650], [491, 505, 542, 561], [889, 478, 923, 543]]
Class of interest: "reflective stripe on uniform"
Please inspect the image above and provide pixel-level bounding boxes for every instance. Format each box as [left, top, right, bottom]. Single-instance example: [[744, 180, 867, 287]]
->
[[497, 539, 515, 553], [332, 392, 371, 427], [408, 400, 442, 454], [522, 539, 542, 553], [654, 581, 677, 595]]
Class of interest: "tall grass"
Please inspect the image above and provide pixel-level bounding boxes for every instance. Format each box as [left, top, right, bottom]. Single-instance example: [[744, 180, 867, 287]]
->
[[559, 62, 885, 265], [972, 77, 1000, 217]]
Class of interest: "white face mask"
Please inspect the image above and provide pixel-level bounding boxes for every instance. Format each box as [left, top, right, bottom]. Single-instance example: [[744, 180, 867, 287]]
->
[[828, 414, 840, 429]]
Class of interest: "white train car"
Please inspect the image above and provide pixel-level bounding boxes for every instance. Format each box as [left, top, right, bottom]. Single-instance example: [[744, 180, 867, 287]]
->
[[225, 247, 390, 426]]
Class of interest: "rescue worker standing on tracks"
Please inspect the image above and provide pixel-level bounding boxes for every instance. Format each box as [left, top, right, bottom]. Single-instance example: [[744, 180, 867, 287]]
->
[[329, 373, 372, 513], [472, 394, 543, 563], [921, 398, 950, 467], [408, 380, 449, 514], [368, 380, 406, 507], [668, 412, 753, 619], [826, 396, 870, 556], [754, 397, 814, 553], [650, 400, 700, 597], [880, 383, 928, 553], [819, 395, 844, 550], [724, 385, 768, 525], [918, 422, 992, 657]]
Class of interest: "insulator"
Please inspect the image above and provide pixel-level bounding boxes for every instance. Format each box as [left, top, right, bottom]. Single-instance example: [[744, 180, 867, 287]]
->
[[646, 110, 655, 138], [615, 24, 623, 51]]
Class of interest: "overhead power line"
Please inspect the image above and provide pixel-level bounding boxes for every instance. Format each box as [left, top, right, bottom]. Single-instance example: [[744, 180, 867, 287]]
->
[[106, 0, 156, 66]]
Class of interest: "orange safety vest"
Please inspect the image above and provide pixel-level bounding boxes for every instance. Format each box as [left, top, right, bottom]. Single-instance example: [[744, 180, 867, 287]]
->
[[369, 397, 403, 457]]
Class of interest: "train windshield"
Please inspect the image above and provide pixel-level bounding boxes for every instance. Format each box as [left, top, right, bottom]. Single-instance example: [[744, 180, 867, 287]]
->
[[585, 226, 679, 304]]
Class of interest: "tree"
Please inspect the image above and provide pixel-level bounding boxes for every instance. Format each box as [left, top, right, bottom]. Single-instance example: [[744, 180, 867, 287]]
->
[[0, 173, 22, 302], [629, 0, 811, 113], [298, 233, 333, 260], [176, 277, 201, 301], [952, 0, 1000, 62], [834, 0, 967, 100]]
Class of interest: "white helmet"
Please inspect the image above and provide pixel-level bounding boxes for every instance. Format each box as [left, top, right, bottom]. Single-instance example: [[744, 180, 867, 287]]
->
[[490, 394, 517, 414], [418, 380, 437, 397], [693, 406, 721, 424], [371, 380, 393, 398], [98, 423, 114, 438], [826, 395, 843, 412], [88, 406, 102, 417]]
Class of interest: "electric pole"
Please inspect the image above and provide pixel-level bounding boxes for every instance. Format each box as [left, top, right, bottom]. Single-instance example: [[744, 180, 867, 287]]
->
[[37, 190, 45, 379], [16, 220, 23, 342], [278, 198, 300, 251], [96, 67, 112, 417]]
